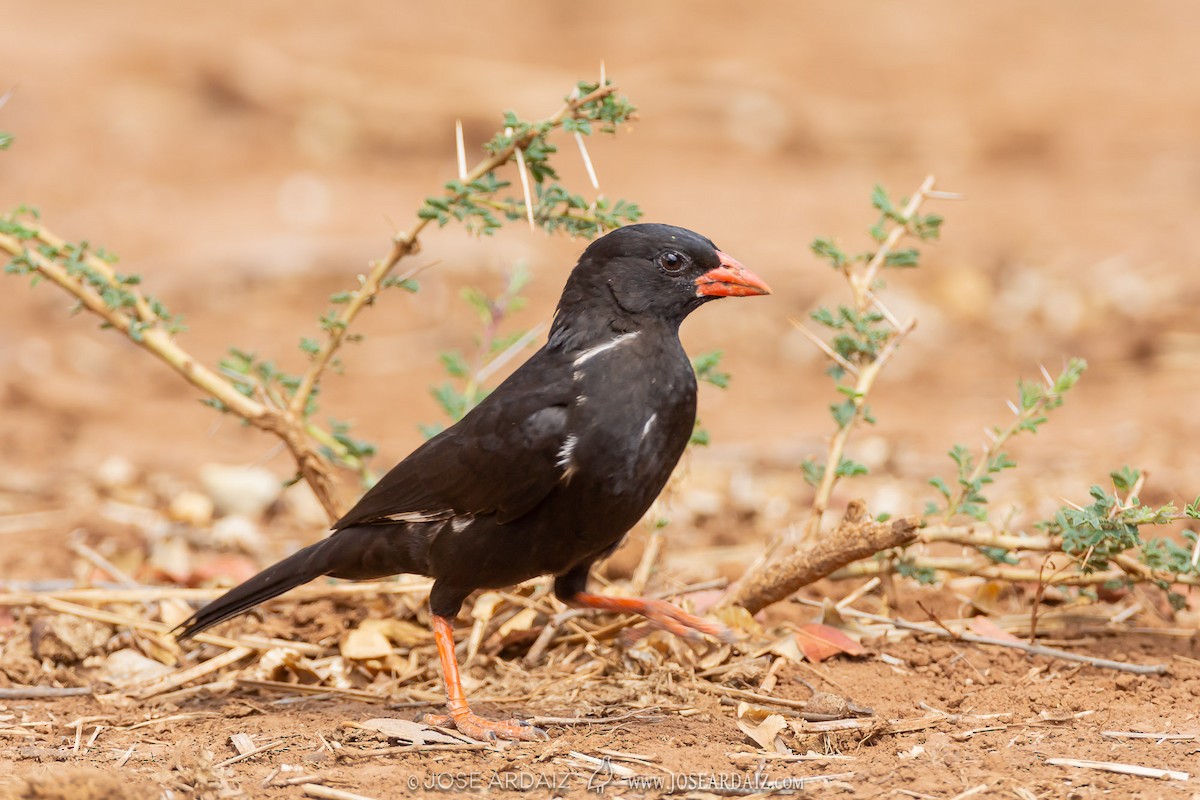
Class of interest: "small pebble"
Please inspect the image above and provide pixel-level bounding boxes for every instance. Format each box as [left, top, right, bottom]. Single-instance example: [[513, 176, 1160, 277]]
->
[[200, 463, 283, 518], [168, 490, 214, 527]]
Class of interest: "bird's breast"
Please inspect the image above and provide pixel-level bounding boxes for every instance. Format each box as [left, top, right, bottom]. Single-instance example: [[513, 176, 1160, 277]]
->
[[561, 344, 697, 501]]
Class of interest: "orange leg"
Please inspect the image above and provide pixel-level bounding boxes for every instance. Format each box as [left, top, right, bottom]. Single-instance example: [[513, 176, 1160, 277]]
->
[[569, 592, 734, 643], [421, 614, 547, 742]]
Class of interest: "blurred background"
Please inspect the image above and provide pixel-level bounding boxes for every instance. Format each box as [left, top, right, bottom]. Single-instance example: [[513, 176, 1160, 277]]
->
[[2, 0, 1199, 578]]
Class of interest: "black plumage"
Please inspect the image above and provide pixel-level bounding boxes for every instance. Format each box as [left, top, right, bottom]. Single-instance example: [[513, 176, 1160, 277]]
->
[[177, 223, 769, 740]]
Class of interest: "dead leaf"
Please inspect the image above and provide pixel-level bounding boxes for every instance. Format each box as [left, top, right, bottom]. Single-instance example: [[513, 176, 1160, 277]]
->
[[794, 623, 866, 662], [101, 649, 174, 686], [967, 616, 1020, 642], [496, 607, 538, 638], [735, 702, 788, 751], [715, 604, 762, 637], [699, 643, 732, 671], [254, 647, 321, 683], [359, 718, 464, 745], [340, 626, 393, 661], [359, 618, 430, 647], [766, 634, 806, 664], [969, 580, 1006, 614]]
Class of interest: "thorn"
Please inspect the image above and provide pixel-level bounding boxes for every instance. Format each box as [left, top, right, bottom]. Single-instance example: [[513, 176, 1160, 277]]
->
[[983, 427, 998, 443], [1190, 534, 1200, 569], [575, 131, 599, 190], [455, 119, 467, 181], [788, 319, 859, 378], [925, 190, 964, 200], [1060, 497, 1086, 512], [1005, 399, 1020, 416], [507, 126, 535, 232], [599, 59, 606, 87], [1039, 364, 1054, 389], [866, 292, 902, 330]]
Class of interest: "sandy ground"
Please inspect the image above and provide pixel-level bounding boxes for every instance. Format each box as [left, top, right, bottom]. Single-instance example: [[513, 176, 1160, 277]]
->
[[2, 1, 1199, 797]]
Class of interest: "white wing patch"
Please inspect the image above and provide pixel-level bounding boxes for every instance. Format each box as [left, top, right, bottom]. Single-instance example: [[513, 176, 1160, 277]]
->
[[573, 332, 639, 367], [384, 510, 451, 523], [556, 433, 578, 470], [640, 413, 657, 443]]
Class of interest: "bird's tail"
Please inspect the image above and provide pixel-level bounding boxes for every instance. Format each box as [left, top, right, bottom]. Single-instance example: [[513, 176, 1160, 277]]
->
[[175, 536, 339, 640]]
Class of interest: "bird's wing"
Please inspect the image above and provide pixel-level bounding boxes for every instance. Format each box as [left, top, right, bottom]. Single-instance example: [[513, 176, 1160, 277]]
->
[[333, 348, 575, 530]]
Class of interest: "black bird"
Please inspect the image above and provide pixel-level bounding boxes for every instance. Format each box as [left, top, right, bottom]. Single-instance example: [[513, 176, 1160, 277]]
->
[[177, 223, 770, 741]]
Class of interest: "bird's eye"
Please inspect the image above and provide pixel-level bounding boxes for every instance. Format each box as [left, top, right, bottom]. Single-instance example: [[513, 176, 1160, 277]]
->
[[658, 251, 686, 274]]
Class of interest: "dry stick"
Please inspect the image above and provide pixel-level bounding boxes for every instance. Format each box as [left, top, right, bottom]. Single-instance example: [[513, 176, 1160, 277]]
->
[[215, 738, 288, 768], [1046, 758, 1189, 782], [919, 525, 1059, 552], [0, 578, 434, 606], [1100, 730, 1196, 741], [689, 682, 818, 712], [722, 500, 919, 615], [67, 535, 140, 588], [525, 709, 663, 727], [843, 608, 1167, 675], [829, 556, 1200, 588], [235, 678, 393, 704], [0, 686, 92, 699], [302, 784, 380, 800]]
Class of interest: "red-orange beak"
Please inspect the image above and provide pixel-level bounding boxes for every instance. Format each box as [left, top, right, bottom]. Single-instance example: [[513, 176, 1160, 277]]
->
[[694, 251, 772, 298]]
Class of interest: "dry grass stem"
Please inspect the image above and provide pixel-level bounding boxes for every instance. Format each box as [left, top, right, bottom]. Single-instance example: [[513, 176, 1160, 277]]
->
[[1046, 758, 1189, 782], [832, 555, 1200, 588], [841, 608, 1168, 674], [302, 784, 380, 800]]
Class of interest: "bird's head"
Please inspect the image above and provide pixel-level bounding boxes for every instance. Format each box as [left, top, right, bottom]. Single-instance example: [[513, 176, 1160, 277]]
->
[[553, 223, 771, 337]]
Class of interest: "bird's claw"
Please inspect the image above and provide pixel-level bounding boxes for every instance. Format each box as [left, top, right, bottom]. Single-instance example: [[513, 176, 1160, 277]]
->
[[421, 711, 549, 742]]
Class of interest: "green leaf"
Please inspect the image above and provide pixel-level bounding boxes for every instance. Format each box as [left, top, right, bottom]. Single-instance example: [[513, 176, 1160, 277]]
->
[[870, 185, 894, 216], [692, 350, 730, 389], [896, 560, 937, 585], [835, 458, 868, 478], [830, 398, 857, 428], [1110, 465, 1141, 492], [810, 237, 848, 269], [980, 547, 1018, 565], [810, 306, 837, 328], [1185, 496, 1200, 520], [439, 350, 470, 379], [801, 458, 824, 488], [460, 286, 494, 324], [382, 275, 419, 292], [928, 476, 952, 500], [884, 248, 919, 268]]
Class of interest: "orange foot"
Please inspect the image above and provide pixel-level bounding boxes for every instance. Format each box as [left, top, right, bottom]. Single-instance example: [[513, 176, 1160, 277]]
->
[[422, 711, 548, 742], [572, 592, 735, 643]]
